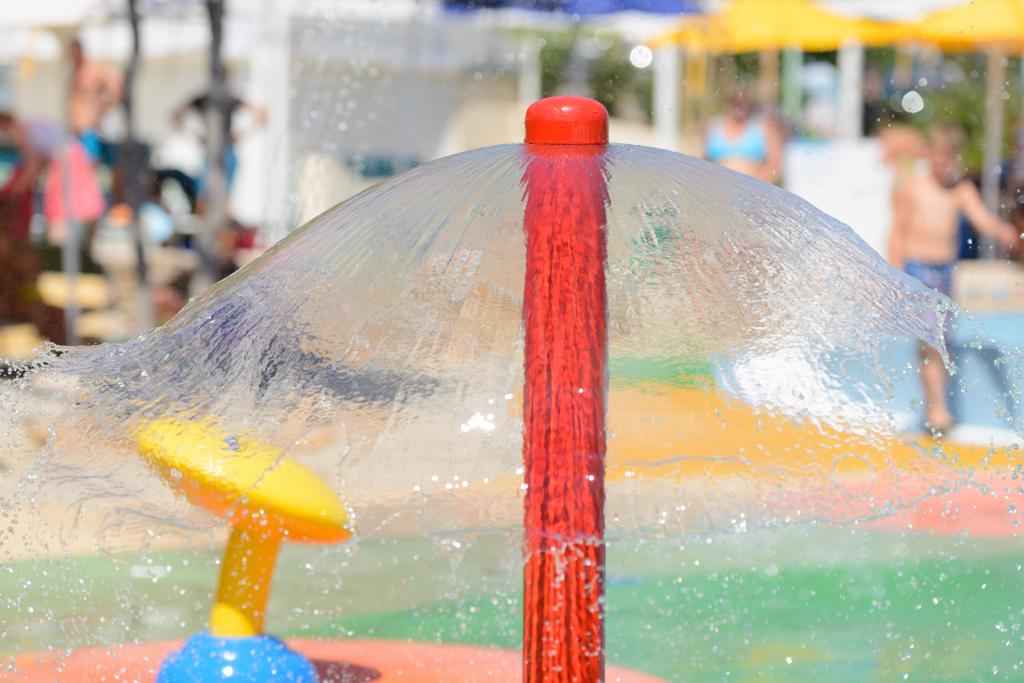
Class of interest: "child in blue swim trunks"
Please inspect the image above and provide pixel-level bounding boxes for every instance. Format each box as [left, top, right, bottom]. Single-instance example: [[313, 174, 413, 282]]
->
[[903, 260, 955, 298], [889, 123, 1019, 433]]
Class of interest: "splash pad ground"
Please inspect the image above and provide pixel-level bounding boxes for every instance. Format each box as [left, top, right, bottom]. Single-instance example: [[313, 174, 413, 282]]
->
[[5, 528, 1024, 682], [6, 640, 660, 682], [3, 319, 1023, 681], [3, 314, 1024, 681]]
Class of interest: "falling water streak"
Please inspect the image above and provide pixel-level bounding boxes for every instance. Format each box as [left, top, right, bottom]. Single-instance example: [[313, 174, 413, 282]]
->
[[521, 146, 609, 683]]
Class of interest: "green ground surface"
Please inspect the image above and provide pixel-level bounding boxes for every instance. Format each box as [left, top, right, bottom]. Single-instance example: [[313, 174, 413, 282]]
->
[[609, 356, 714, 389], [3, 528, 1024, 681]]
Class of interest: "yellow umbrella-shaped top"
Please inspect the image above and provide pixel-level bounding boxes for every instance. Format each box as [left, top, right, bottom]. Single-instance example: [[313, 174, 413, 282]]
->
[[894, 0, 1024, 51], [649, 0, 902, 53], [137, 418, 350, 544]]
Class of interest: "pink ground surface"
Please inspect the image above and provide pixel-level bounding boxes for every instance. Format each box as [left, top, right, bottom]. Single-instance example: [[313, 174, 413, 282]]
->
[[867, 479, 1024, 537], [4, 639, 667, 682]]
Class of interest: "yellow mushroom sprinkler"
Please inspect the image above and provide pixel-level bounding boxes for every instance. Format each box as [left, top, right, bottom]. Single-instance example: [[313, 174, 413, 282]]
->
[[136, 418, 350, 682]]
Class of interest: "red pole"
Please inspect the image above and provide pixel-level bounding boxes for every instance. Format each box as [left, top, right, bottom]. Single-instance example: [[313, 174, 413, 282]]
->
[[521, 96, 610, 683]]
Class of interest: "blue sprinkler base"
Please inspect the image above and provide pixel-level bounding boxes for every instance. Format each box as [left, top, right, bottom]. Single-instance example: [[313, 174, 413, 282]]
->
[[156, 633, 318, 682]]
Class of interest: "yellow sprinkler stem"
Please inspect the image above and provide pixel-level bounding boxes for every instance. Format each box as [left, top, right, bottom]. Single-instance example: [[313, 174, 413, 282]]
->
[[210, 526, 282, 637]]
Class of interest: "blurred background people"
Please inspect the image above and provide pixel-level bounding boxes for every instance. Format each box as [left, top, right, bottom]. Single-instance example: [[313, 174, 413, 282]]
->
[[0, 112, 67, 340], [888, 123, 1019, 432], [704, 88, 783, 183], [174, 73, 266, 209], [67, 38, 123, 164], [0, 113, 61, 241]]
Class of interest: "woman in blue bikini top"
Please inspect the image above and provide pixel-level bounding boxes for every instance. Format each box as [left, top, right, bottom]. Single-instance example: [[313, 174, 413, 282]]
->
[[705, 89, 783, 183]]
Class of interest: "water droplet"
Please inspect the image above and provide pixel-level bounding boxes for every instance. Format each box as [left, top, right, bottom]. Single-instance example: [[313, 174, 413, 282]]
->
[[902, 91, 924, 113]]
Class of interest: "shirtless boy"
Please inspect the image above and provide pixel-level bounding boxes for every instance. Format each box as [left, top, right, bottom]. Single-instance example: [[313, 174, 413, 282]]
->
[[67, 38, 122, 162], [888, 123, 1019, 432]]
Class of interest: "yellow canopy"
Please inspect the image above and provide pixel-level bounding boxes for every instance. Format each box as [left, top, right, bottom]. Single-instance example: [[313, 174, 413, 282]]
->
[[648, 0, 901, 53], [137, 418, 350, 544], [894, 0, 1024, 51]]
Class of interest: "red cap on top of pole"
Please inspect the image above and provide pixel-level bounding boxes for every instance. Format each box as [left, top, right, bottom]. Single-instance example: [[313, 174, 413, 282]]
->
[[525, 96, 609, 145]]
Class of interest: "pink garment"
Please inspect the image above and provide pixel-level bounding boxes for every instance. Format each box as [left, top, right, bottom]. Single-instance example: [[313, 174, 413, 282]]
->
[[43, 140, 104, 223]]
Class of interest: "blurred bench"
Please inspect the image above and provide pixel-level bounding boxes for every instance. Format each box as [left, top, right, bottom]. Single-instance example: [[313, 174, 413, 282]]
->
[[954, 260, 1024, 314], [0, 322, 44, 361]]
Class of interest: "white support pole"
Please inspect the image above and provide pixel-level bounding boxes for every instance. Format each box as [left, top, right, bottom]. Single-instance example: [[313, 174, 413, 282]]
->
[[837, 42, 864, 140], [518, 35, 543, 113], [1015, 51, 1024, 184], [255, 0, 292, 246], [758, 49, 779, 108], [653, 45, 680, 151], [982, 48, 1007, 215], [781, 48, 802, 125]]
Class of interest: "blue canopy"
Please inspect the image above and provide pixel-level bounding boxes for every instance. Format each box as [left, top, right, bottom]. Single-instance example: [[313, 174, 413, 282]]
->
[[443, 0, 701, 15]]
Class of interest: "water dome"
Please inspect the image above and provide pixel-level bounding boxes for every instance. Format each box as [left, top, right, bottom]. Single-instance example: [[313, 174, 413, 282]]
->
[[3, 97, 1022, 681]]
